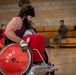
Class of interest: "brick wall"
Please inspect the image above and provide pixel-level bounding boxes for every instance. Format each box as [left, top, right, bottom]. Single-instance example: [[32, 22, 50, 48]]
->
[[0, 0, 76, 26]]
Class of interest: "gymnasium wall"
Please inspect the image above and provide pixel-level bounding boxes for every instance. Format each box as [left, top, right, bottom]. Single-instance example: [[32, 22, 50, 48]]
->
[[0, 0, 76, 26]]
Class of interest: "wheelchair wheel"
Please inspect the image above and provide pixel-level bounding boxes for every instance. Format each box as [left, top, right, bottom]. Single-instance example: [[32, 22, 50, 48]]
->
[[0, 71, 3, 75], [44, 51, 49, 63], [0, 43, 33, 75], [44, 50, 55, 75]]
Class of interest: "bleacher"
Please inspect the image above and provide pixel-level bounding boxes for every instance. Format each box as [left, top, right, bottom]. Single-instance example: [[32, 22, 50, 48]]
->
[[35, 25, 76, 47]]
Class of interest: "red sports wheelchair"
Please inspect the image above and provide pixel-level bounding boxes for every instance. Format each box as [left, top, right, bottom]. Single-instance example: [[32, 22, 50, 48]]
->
[[0, 39, 58, 75]]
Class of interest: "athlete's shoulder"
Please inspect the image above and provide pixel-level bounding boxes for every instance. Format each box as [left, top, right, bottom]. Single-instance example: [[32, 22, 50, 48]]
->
[[11, 17, 22, 21]]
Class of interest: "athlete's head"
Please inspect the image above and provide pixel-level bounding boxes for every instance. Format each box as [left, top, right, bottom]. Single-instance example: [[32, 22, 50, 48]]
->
[[18, 5, 35, 29], [19, 5, 35, 20]]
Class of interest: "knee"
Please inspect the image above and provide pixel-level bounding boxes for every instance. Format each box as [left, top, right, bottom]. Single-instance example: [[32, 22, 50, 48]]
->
[[52, 36, 56, 41], [58, 36, 61, 39], [37, 35, 45, 40], [38, 35, 45, 38], [37, 35, 45, 43]]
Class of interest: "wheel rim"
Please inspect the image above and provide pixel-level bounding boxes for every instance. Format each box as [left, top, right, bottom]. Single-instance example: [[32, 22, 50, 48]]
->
[[0, 43, 32, 75]]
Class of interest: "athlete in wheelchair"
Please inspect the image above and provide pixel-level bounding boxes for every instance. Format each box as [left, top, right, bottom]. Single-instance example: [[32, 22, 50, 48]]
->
[[0, 4, 57, 75]]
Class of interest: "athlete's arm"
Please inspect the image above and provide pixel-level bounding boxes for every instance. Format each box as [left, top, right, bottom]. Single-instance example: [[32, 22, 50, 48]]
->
[[5, 17, 22, 43]]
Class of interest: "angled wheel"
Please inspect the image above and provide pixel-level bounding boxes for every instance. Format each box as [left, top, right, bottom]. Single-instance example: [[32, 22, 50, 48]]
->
[[0, 43, 32, 75], [44, 50, 55, 75], [0, 71, 3, 75], [44, 51, 49, 63]]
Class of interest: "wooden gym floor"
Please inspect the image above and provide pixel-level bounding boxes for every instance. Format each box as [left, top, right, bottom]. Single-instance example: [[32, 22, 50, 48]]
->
[[47, 48, 76, 75]]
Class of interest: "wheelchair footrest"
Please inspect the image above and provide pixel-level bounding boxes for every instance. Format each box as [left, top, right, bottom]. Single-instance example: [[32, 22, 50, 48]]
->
[[27, 63, 58, 75], [47, 63, 58, 72]]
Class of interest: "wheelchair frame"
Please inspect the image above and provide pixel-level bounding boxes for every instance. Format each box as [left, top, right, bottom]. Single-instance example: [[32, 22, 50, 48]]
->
[[26, 48, 58, 75], [0, 43, 58, 75]]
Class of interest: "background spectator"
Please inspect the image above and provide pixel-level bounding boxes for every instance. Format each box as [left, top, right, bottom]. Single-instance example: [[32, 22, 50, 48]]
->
[[53, 20, 68, 48]]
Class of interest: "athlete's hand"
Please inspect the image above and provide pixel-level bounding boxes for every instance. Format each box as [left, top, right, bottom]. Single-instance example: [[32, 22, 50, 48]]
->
[[19, 39, 28, 52]]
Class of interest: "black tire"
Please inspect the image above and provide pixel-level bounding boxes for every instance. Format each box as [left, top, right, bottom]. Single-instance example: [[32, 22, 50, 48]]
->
[[0, 71, 3, 75], [44, 51, 49, 63], [22, 47, 33, 75], [45, 71, 55, 75], [50, 71, 55, 75], [44, 50, 55, 75]]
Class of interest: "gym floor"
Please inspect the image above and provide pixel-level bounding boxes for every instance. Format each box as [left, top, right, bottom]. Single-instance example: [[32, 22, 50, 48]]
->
[[47, 48, 76, 75]]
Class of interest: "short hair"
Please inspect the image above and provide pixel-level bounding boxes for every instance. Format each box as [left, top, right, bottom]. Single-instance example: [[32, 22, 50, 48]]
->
[[60, 20, 64, 23]]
